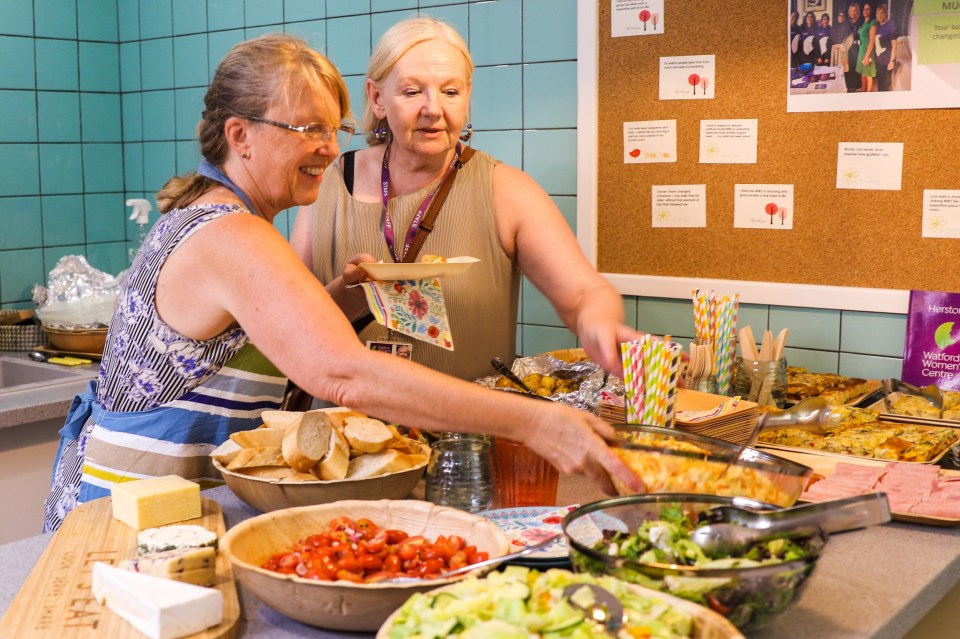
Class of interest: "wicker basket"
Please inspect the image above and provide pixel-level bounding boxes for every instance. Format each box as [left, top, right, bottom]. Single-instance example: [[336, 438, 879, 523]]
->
[[41, 326, 108, 354], [0, 311, 46, 351]]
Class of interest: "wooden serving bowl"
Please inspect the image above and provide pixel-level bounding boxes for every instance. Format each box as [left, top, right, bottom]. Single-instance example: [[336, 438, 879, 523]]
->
[[212, 439, 430, 513], [220, 499, 511, 632]]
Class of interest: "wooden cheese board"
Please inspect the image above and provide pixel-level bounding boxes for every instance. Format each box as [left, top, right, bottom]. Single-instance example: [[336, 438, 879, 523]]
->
[[0, 496, 239, 639]]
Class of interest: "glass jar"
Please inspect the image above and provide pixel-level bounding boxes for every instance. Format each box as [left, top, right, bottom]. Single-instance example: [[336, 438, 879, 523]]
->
[[731, 357, 788, 407], [424, 435, 495, 513]]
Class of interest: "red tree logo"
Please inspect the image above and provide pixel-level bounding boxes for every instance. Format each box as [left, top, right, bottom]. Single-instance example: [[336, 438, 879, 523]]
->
[[765, 202, 779, 225], [688, 73, 701, 94], [639, 10, 651, 30]]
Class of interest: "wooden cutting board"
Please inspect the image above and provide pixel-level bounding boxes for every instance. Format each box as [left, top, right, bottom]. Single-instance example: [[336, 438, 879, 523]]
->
[[0, 496, 239, 639]]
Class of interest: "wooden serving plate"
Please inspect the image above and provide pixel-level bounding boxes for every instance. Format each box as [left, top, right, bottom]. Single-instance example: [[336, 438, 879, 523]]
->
[[0, 496, 239, 639]]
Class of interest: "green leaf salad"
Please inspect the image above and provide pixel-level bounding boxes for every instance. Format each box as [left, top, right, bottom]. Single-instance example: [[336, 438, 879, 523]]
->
[[383, 566, 699, 639], [574, 504, 821, 631]]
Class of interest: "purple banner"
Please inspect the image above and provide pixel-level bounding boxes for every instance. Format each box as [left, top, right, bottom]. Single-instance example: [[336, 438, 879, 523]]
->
[[902, 289, 960, 391]]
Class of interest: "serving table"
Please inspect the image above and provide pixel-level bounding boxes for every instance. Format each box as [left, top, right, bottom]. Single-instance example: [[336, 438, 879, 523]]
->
[[2, 461, 959, 638]]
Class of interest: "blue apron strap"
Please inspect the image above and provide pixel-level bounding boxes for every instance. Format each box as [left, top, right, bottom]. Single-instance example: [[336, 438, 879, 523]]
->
[[58, 379, 98, 440]]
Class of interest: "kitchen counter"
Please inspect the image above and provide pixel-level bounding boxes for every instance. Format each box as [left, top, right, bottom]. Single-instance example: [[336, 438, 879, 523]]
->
[[0, 351, 97, 431], [2, 473, 959, 638]]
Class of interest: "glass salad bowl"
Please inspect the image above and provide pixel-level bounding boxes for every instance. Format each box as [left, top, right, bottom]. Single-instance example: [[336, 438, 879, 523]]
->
[[563, 494, 826, 632]]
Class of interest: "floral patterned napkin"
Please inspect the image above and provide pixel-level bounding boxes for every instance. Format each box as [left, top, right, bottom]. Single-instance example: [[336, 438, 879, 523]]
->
[[360, 278, 454, 350]]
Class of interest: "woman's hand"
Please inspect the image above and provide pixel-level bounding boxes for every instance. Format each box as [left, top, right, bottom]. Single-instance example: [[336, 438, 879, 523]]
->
[[340, 253, 376, 287], [522, 403, 645, 496], [324, 253, 376, 319]]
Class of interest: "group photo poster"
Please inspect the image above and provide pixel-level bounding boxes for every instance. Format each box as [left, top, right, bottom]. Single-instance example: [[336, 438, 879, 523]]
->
[[787, 0, 960, 112]]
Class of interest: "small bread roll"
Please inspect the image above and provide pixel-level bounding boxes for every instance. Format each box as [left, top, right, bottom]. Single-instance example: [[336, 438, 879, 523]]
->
[[343, 417, 393, 455], [281, 412, 332, 472], [317, 428, 351, 480], [420, 254, 447, 263], [210, 439, 243, 465], [260, 410, 304, 431], [226, 446, 285, 470]]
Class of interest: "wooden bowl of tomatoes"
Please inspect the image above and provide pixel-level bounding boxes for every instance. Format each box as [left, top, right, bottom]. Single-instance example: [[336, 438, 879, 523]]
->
[[220, 499, 511, 631]]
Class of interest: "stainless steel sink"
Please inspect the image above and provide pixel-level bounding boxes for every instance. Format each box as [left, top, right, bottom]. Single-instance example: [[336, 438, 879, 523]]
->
[[0, 356, 97, 395]]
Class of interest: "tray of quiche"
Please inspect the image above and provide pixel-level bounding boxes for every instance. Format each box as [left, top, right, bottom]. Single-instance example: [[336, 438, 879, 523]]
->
[[756, 406, 960, 465], [864, 381, 960, 424], [786, 366, 883, 407]]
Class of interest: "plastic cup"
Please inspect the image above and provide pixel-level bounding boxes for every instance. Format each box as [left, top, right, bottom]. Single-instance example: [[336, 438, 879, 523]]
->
[[493, 438, 559, 508]]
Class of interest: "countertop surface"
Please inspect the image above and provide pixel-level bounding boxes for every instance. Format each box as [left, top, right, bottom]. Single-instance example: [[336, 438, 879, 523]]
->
[[2, 471, 960, 638], [0, 351, 98, 430]]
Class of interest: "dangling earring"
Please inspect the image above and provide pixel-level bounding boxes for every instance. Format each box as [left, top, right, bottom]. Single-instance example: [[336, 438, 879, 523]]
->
[[459, 123, 473, 143], [374, 120, 389, 142]]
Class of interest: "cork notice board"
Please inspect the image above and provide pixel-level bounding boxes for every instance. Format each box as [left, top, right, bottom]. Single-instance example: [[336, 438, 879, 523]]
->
[[594, 1, 958, 293]]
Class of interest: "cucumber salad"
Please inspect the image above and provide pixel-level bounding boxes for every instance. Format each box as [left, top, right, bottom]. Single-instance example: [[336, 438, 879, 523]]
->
[[383, 566, 697, 639]]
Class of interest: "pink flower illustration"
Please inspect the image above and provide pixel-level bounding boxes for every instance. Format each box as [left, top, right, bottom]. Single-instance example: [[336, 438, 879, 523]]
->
[[408, 290, 429, 318]]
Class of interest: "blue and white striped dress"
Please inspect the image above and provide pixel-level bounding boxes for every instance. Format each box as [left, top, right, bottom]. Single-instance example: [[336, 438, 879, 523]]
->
[[43, 204, 286, 532]]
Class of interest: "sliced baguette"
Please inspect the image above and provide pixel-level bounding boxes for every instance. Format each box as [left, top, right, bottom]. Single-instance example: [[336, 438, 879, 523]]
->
[[343, 417, 393, 455], [236, 466, 296, 480], [345, 449, 425, 479], [322, 408, 367, 432], [282, 412, 332, 472], [210, 439, 243, 465], [259, 410, 304, 431], [229, 428, 285, 449], [225, 446, 285, 470], [317, 428, 351, 480]]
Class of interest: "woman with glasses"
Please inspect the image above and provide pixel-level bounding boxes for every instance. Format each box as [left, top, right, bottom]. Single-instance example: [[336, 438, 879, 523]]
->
[[292, 16, 643, 384], [42, 33, 640, 532]]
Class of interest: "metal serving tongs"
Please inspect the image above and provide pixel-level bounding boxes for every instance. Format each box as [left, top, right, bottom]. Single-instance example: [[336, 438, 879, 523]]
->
[[490, 357, 552, 401], [882, 378, 943, 417], [694, 492, 892, 556], [721, 397, 834, 471]]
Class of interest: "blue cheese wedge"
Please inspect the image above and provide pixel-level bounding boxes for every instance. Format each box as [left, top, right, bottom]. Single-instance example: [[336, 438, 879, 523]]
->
[[92, 562, 223, 639], [119, 546, 217, 587], [137, 525, 218, 556]]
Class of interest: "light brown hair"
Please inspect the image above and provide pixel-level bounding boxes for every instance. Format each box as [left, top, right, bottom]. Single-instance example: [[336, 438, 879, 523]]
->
[[156, 33, 350, 213]]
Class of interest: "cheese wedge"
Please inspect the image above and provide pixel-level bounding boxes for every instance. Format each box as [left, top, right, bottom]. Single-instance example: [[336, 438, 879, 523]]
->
[[92, 562, 223, 639], [118, 546, 217, 587], [137, 524, 218, 555], [111, 475, 201, 530]]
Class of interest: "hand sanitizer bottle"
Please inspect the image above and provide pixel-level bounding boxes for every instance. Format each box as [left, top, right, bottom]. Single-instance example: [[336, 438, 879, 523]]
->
[[126, 198, 153, 264]]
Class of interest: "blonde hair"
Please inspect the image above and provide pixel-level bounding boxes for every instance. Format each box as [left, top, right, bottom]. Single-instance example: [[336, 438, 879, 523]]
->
[[362, 16, 473, 146], [156, 33, 350, 213]]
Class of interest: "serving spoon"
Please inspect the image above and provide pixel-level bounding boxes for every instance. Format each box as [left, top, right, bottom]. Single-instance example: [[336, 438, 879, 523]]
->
[[691, 492, 891, 556], [562, 583, 625, 636], [378, 533, 560, 584]]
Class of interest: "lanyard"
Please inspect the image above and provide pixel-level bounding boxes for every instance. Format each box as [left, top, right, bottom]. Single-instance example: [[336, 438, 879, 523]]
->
[[197, 159, 259, 216], [380, 142, 461, 263]]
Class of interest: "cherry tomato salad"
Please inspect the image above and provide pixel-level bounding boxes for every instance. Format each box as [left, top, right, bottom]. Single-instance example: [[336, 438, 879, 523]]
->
[[261, 516, 490, 583]]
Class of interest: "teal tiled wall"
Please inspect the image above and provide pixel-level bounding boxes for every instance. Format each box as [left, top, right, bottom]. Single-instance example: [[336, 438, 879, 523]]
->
[[0, 0, 909, 379]]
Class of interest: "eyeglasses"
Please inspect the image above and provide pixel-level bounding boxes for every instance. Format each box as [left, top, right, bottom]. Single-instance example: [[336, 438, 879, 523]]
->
[[242, 114, 355, 147]]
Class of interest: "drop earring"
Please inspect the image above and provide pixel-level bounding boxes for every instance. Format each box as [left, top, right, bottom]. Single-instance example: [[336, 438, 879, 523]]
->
[[374, 120, 389, 142], [459, 123, 473, 143]]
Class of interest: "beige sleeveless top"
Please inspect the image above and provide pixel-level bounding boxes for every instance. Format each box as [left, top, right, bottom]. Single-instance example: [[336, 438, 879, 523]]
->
[[308, 148, 520, 381]]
